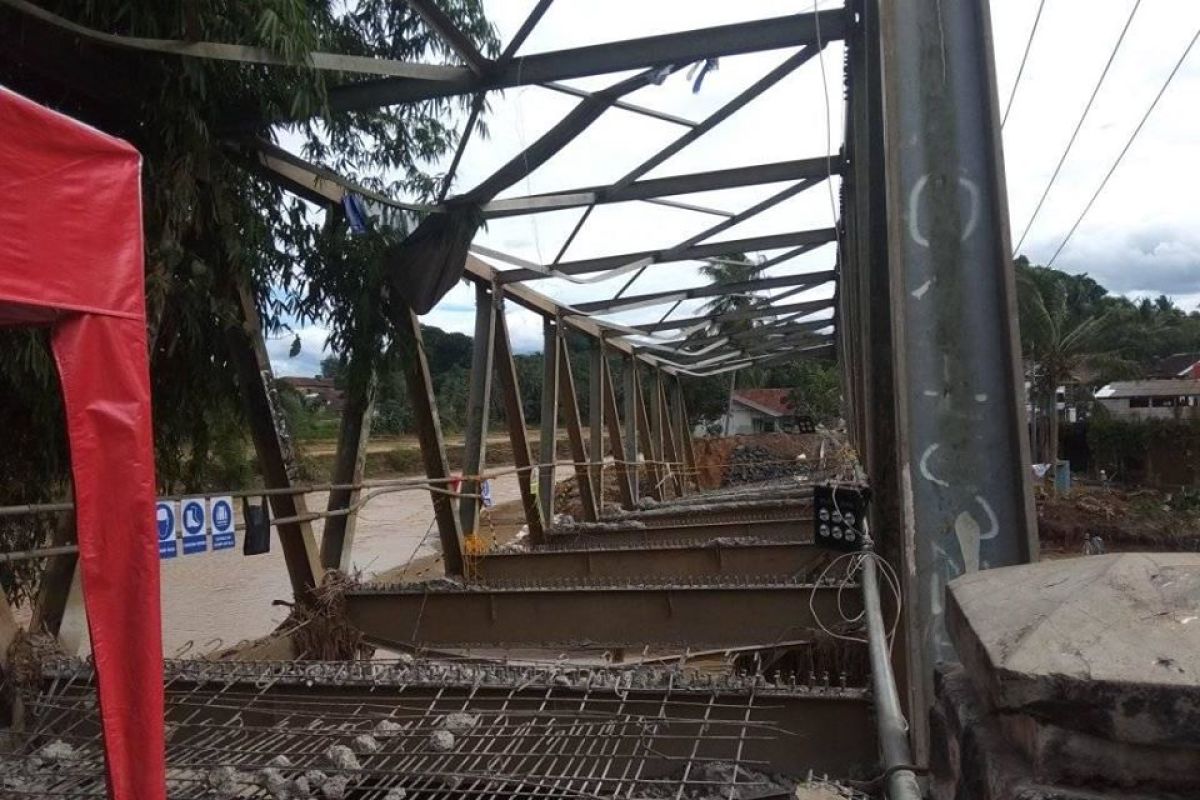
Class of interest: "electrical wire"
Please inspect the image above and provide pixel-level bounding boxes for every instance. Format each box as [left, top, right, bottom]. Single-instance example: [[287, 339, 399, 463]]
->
[[1013, 0, 1142, 255], [1046, 25, 1200, 268], [1001, 0, 1047, 129]]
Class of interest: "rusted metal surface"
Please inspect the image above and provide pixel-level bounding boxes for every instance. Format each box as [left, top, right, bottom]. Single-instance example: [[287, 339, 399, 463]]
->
[[25, 656, 877, 792], [226, 282, 320, 596], [601, 353, 636, 509], [557, 337, 599, 522], [345, 576, 860, 651], [546, 515, 813, 549], [476, 539, 831, 581], [492, 298, 545, 544]]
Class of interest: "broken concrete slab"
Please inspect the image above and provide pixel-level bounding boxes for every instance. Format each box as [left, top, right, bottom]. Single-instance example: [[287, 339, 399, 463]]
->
[[946, 553, 1200, 749]]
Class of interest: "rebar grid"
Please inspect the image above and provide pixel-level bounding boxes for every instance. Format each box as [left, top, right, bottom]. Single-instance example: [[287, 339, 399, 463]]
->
[[2, 658, 852, 799]]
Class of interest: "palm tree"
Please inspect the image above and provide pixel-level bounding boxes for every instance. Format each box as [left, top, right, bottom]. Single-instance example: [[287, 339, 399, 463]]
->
[[698, 255, 766, 433], [1018, 270, 1120, 479]]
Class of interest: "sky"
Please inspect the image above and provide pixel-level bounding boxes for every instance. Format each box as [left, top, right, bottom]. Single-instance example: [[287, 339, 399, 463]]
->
[[269, 0, 1200, 376]]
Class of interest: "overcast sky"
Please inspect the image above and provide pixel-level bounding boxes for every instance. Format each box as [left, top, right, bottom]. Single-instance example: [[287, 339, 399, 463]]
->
[[271, 0, 1200, 376]]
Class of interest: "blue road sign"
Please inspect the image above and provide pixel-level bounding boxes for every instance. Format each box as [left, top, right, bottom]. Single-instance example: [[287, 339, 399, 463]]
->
[[180, 498, 208, 555], [211, 496, 235, 550], [156, 501, 178, 559]]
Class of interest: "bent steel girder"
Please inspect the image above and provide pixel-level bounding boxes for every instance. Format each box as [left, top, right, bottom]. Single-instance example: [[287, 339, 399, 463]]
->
[[325, 10, 848, 112], [345, 577, 861, 650], [572, 270, 837, 314]]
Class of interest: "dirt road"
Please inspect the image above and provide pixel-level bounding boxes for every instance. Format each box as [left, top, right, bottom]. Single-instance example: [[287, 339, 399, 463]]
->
[[61, 474, 523, 656]]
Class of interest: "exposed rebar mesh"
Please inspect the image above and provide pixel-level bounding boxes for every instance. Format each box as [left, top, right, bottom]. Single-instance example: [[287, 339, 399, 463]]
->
[[1, 657, 864, 799]]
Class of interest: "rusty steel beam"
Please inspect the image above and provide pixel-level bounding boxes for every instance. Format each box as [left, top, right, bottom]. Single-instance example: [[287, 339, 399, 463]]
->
[[634, 366, 664, 501], [556, 336, 599, 522], [673, 376, 701, 491], [601, 352, 636, 509], [655, 370, 685, 497], [474, 540, 831, 582], [545, 516, 812, 550], [492, 298, 545, 545], [325, 11, 848, 112], [459, 282, 496, 539], [346, 576, 862, 650], [226, 283, 320, 596], [537, 317, 559, 523], [391, 306, 465, 575]]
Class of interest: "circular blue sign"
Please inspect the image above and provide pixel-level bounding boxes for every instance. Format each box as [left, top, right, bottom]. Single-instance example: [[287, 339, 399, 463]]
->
[[182, 501, 205, 536], [212, 499, 232, 532], [156, 504, 175, 542]]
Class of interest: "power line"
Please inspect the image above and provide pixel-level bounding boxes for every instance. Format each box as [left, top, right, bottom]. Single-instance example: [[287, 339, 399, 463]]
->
[[1014, 0, 1142, 255], [1001, 0, 1047, 129], [1047, 26, 1200, 268]]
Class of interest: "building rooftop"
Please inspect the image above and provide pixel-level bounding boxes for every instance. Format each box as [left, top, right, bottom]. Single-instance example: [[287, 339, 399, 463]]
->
[[731, 388, 796, 417], [1095, 379, 1200, 398]]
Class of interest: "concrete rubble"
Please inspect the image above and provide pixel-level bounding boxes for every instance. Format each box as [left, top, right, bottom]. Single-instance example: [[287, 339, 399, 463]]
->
[[933, 552, 1200, 799]]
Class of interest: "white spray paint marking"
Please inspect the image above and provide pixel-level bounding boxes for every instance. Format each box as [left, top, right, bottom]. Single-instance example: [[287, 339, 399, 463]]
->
[[975, 393, 988, 403], [958, 175, 980, 242], [954, 510, 981, 573], [912, 279, 932, 299], [975, 495, 999, 540], [907, 174, 930, 248], [919, 443, 950, 487], [923, 389, 940, 397], [905, 173, 980, 246]]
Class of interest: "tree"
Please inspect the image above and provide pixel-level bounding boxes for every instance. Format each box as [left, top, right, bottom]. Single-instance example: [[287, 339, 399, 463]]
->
[[0, 1, 496, 601], [1017, 262, 1128, 472], [697, 254, 765, 433]]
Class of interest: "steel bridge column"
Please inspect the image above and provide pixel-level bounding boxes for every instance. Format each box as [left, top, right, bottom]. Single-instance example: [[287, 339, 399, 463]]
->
[[588, 341, 605, 501], [459, 282, 496, 539], [623, 355, 641, 504], [392, 307, 465, 576], [493, 298, 546, 544], [538, 317, 560, 522], [558, 337, 600, 522], [320, 351, 376, 573], [602, 350, 636, 509], [878, 0, 1038, 754], [227, 283, 320, 597]]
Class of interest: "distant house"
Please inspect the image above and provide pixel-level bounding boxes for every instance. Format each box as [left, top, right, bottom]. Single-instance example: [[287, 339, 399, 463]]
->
[[721, 388, 811, 434], [279, 377, 345, 412], [1152, 353, 1200, 379], [1095, 379, 1200, 420]]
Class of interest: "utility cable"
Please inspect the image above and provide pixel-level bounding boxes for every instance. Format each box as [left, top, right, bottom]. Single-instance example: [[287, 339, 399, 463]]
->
[[1014, 0, 1142, 255], [1002, 0, 1047, 129], [1047, 25, 1200, 268]]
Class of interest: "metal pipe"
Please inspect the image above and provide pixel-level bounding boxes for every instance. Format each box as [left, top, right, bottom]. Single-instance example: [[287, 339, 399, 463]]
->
[[861, 551, 923, 800]]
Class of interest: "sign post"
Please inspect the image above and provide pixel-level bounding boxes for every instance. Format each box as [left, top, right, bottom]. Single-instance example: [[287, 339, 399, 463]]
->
[[210, 496, 236, 550], [156, 501, 178, 559], [180, 498, 208, 555]]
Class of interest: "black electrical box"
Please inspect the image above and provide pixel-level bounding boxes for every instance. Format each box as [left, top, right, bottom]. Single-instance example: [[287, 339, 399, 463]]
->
[[813, 483, 870, 551]]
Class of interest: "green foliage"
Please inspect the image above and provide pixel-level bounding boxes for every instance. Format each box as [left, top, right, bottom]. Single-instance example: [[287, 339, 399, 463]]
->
[[0, 1, 495, 602], [1086, 415, 1200, 481]]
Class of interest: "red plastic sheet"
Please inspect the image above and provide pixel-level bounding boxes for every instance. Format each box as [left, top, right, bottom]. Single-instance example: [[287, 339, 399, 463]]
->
[[0, 86, 165, 800]]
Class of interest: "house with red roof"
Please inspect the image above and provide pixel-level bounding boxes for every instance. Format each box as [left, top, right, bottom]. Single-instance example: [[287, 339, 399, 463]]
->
[[725, 388, 811, 434]]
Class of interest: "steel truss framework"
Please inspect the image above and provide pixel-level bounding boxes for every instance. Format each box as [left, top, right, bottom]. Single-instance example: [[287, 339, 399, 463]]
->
[[0, 0, 1036, 785]]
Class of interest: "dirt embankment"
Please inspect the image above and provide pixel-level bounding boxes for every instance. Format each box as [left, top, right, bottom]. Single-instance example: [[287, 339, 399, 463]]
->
[[1037, 484, 1200, 554]]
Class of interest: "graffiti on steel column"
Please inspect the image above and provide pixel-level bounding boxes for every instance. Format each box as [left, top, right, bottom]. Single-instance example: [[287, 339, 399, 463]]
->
[[906, 167, 997, 661]]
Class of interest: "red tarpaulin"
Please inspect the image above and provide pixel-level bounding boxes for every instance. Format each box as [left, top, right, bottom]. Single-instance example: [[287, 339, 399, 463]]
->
[[0, 86, 165, 800]]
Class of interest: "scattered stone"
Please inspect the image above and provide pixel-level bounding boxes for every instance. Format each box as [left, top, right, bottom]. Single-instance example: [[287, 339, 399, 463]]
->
[[320, 774, 350, 799], [374, 719, 403, 737], [438, 712, 478, 734], [303, 769, 328, 787], [206, 766, 243, 798], [37, 740, 76, 764], [352, 733, 380, 754], [384, 789, 407, 800], [429, 730, 455, 752], [269, 755, 293, 768], [258, 767, 291, 800], [292, 774, 312, 798], [323, 744, 360, 771]]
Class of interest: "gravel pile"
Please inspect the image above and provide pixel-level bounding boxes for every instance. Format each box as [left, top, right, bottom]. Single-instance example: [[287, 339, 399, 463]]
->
[[723, 445, 809, 486]]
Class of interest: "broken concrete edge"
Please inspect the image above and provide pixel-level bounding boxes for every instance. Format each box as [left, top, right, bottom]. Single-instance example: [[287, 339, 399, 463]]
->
[[930, 665, 1187, 800], [945, 553, 1200, 750]]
